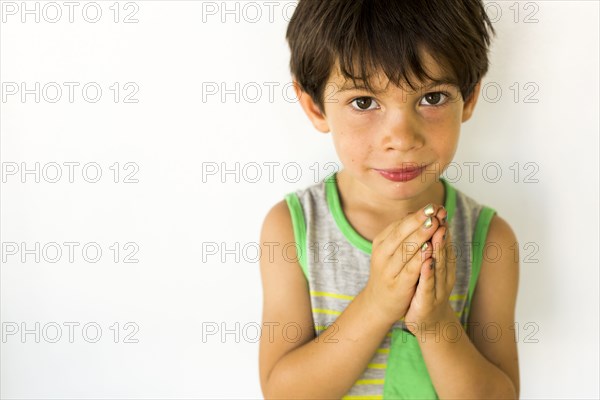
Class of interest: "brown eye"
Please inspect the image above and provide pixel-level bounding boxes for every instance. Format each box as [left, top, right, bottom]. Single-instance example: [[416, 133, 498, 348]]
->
[[356, 98, 372, 109], [350, 97, 378, 111], [425, 93, 441, 104], [421, 92, 449, 106]]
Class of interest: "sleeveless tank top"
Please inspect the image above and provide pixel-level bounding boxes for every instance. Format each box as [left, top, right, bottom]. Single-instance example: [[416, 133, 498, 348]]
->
[[284, 172, 496, 399]]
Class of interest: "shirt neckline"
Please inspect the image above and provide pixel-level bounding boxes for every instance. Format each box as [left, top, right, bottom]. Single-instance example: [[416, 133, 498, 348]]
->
[[324, 171, 456, 255]]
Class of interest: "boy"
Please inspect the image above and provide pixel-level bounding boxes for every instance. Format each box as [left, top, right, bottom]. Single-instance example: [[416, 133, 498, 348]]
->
[[259, 0, 520, 398]]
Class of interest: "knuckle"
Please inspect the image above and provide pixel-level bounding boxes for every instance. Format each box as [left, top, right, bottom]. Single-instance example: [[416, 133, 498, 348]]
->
[[403, 240, 419, 257]]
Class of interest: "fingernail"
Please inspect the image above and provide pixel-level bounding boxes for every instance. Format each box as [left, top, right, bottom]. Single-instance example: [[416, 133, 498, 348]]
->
[[424, 204, 435, 216], [423, 217, 432, 229], [430, 258, 436, 270], [442, 232, 447, 241], [421, 242, 429, 252], [441, 216, 447, 224]]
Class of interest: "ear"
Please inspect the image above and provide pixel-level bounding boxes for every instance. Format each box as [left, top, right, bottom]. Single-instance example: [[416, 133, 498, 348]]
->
[[293, 80, 330, 133], [461, 80, 482, 123]]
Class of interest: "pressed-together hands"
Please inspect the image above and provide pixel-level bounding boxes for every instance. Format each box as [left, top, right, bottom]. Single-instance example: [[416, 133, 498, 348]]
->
[[403, 205, 456, 336], [363, 203, 456, 336]]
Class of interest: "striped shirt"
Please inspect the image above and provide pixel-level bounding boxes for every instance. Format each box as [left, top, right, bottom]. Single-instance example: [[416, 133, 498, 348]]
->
[[284, 172, 496, 399]]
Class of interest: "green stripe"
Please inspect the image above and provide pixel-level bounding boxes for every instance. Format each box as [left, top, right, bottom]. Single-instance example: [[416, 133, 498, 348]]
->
[[325, 172, 372, 254], [465, 206, 497, 319], [284, 193, 308, 281], [442, 176, 456, 224], [325, 172, 457, 255]]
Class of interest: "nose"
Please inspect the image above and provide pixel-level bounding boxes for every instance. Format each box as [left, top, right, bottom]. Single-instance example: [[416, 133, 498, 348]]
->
[[380, 111, 424, 152]]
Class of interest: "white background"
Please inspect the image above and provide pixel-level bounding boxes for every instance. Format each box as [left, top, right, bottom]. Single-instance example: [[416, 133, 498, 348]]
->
[[1, 0, 598, 398]]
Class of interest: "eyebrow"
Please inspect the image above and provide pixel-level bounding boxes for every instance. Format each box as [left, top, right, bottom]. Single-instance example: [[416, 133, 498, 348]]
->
[[336, 77, 459, 94]]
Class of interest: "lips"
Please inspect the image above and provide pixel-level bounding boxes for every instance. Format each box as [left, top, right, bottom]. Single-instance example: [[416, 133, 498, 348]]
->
[[374, 164, 428, 182], [375, 163, 427, 173]]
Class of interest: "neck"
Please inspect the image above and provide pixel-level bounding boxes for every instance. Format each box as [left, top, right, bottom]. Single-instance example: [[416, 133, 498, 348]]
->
[[335, 169, 446, 223]]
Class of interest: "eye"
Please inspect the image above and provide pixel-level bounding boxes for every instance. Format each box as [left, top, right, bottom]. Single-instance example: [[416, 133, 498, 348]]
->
[[349, 97, 380, 112], [420, 92, 450, 107]]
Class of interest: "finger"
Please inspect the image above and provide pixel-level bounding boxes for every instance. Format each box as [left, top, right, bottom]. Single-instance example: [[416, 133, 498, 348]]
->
[[395, 210, 444, 276], [393, 237, 433, 281], [374, 218, 404, 247], [393, 217, 444, 281], [444, 230, 456, 292], [435, 206, 448, 226], [431, 225, 447, 301], [417, 257, 436, 301], [373, 213, 416, 257], [388, 210, 442, 271], [386, 215, 442, 279], [376, 203, 444, 260]]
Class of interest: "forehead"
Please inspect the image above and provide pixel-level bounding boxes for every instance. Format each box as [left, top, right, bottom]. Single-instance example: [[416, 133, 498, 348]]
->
[[329, 49, 453, 93]]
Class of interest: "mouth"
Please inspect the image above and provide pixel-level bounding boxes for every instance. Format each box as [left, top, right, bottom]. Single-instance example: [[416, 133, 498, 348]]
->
[[374, 164, 428, 182], [374, 162, 427, 174]]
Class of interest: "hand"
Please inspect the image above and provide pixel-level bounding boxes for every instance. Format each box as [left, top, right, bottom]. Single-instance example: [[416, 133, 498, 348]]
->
[[404, 208, 457, 336], [362, 203, 445, 327]]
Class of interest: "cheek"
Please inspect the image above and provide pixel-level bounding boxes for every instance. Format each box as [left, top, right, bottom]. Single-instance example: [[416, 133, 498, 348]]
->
[[329, 113, 369, 146], [425, 114, 461, 164], [423, 108, 462, 139], [422, 107, 459, 126], [332, 130, 371, 164]]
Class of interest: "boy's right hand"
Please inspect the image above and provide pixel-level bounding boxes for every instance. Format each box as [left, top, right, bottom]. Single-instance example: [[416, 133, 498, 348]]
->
[[362, 203, 448, 327]]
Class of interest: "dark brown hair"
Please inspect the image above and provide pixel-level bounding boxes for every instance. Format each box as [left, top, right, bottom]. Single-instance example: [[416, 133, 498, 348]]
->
[[286, 0, 496, 115]]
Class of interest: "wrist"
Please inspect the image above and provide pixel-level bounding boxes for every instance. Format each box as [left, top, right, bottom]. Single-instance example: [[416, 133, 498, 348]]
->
[[356, 289, 396, 330], [410, 303, 457, 338]]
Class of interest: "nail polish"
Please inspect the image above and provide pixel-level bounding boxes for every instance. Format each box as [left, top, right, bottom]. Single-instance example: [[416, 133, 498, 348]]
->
[[430, 258, 436, 270], [442, 232, 447, 241], [423, 217, 432, 229], [421, 242, 429, 252], [424, 204, 435, 216], [441, 216, 447, 224]]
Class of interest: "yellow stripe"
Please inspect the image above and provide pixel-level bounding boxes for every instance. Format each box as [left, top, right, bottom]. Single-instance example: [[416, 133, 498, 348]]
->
[[312, 308, 342, 316], [376, 348, 390, 354], [342, 396, 383, 400], [315, 324, 350, 331], [310, 290, 355, 300], [367, 363, 386, 369], [449, 293, 467, 301], [355, 379, 385, 385]]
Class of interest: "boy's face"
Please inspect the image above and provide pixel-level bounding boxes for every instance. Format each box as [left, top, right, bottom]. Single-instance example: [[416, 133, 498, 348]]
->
[[295, 49, 481, 200]]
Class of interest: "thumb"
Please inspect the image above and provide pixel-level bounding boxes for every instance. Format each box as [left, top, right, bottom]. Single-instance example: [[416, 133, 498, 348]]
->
[[417, 258, 435, 292]]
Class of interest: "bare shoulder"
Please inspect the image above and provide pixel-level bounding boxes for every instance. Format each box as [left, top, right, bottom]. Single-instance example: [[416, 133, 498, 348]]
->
[[258, 199, 315, 395], [260, 199, 296, 243], [467, 213, 520, 397]]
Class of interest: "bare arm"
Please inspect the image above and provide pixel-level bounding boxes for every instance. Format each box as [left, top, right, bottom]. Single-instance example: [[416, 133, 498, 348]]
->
[[258, 200, 393, 399], [265, 291, 394, 399]]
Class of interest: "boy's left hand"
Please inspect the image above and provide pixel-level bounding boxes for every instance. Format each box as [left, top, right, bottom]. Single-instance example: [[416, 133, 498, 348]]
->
[[404, 208, 457, 337]]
